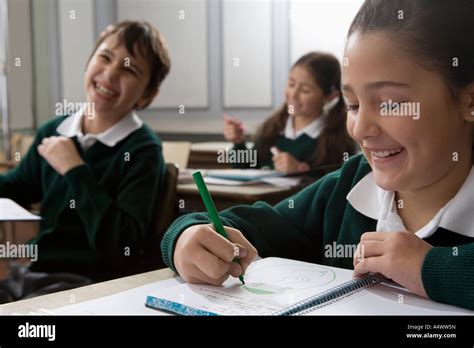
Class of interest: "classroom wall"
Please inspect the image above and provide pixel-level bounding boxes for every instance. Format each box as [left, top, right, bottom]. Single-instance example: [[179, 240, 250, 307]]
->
[[55, 0, 289, 135], [5, 0, 362, 138], [4, 0, 34, 130], [31, 0, 55, 128], [58, 0, 95, 104], [290, 0, 364, 62]]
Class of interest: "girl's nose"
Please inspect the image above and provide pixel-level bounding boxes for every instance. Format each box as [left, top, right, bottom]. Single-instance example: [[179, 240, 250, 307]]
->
[[289, 88, 299, 101], [351, 107, 381, 141], [103, 64, 119, 82]]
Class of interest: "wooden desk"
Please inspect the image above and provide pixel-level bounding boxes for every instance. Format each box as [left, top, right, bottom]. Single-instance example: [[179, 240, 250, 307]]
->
[[0, 198, 41, 279], [177, 182, 300, 211], [0, 268, 175, 314], [188, 142, 232, 169], [188, 142, 254, 169], [0, 160, 16, 173]]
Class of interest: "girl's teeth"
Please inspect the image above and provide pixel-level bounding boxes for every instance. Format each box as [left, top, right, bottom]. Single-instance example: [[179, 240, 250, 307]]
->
[[371, 149, 403, 158], [95, 83, 116, 96]]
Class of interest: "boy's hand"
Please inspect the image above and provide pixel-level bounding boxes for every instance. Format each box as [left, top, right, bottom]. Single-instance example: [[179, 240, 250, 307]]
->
[[223, 114, 245, 144], [272, 151, 308, 174], [174, 224, 258, 285], [37, 136, 85, 176], [353, 230, 433, 298]]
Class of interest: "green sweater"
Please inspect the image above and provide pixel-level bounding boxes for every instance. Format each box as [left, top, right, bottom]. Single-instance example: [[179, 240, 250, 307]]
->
[[0, 116, 166, 280], [161, 154, 474, 310]]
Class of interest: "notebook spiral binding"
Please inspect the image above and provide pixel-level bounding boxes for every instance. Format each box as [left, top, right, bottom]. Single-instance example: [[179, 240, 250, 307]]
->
[[273, 273, 385, 316]]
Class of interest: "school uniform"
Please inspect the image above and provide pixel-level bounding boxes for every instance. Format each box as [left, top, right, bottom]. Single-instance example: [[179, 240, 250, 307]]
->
[[161, 154, 474, 310], [231, 115, 324, 169], [0, 111, 166, 281]]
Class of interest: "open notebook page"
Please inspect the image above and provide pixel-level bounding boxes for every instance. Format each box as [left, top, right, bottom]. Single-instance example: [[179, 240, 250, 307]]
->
[[147, 257, 473, 316], [304, 280, 473, 315], [146, 257, 355, 315]]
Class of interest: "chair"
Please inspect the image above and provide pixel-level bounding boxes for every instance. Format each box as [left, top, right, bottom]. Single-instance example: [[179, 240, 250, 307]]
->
[[118, 162, 179, 277], [161, 141, 191, 169], [153, 162, 180, 246]]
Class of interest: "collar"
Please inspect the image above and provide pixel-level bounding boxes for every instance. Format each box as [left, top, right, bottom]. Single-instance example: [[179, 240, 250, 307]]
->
[[283, 115, 324, 140], [346, 167, 474, 238], [56, 108, 143, 147]]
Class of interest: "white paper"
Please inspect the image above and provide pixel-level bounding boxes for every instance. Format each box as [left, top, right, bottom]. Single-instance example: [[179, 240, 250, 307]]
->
[[148, 258, 473, 316], [49, 278, 182, 315], [148, 258, 352, 315], [305, 281, 473, 316], [206, 169, 277, 179], [260, 176, 302, 187], [204, 169, 301, 187], [45, 257, 474, 316], [203, 177, 260, 186], [0, 198, 41, 221]]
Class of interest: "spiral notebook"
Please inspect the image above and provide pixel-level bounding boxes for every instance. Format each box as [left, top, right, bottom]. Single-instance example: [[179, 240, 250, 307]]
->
[[145, 257, 472, 316]]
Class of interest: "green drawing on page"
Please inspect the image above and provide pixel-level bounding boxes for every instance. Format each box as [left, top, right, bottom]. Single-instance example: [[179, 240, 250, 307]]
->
[[242, 264, 337, 295]]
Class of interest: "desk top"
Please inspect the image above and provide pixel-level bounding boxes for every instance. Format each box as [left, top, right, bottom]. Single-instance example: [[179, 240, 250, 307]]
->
[[0, 268, 175, 314], [190, 141, 254, 153], [178, 182, 293, 196], [177, 181, 299, 210]]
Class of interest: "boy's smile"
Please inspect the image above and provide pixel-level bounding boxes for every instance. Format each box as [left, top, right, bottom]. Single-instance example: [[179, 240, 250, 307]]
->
[[94, 81, 119, 99]]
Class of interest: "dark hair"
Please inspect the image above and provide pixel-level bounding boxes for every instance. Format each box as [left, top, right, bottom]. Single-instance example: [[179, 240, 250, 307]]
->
[[255, 52, 355, 168], [88, 20, 171, 97], [348, 0, 474, 162]]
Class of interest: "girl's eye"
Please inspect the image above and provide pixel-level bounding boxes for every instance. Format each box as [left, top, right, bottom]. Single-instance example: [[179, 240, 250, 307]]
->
[[125, 68, 137, 76], [346, 104, 359, 112], [388, 101, 409, 110], [99, 54, 110, 61]]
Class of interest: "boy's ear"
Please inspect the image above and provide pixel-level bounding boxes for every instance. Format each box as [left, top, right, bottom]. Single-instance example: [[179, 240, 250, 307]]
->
[[135, 88, 160, 110], [461, 82, 474, 122]]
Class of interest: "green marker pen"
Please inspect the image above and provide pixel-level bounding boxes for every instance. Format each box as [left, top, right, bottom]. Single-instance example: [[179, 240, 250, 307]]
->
[[192, 171, 245, 285]]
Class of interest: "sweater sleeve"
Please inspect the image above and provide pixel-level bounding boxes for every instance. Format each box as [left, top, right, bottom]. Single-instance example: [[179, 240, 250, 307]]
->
[[161, 172, 338, 272], [421, 243, 474, 310], [63, 144, 164, 257], [0, 132, 44, 206]]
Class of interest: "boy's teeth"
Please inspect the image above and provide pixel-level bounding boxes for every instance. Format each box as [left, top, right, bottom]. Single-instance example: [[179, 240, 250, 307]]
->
[[371, 149, 403, 158]]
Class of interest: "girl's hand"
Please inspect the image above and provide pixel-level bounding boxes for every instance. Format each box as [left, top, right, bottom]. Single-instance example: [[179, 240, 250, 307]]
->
[[37, 136, 84, 176], [223, 114, 245, 144], [174, 224, 258, 285], [272, 151, 308, 174], [353, 230, 433, 298]]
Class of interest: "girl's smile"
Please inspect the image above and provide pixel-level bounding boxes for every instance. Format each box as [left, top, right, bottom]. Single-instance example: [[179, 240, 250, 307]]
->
[[343, 32, 472, 194]]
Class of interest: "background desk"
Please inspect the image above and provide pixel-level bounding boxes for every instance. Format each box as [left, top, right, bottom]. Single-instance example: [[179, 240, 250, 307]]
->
[[188, 141, 253, 169], [177, 182, 299, 211], [188, 142, 230, 169], [0, 268, 175, 314]]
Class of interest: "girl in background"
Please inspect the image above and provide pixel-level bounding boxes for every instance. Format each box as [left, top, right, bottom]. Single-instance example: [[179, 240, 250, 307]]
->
[[224, 52, 355, 175]]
